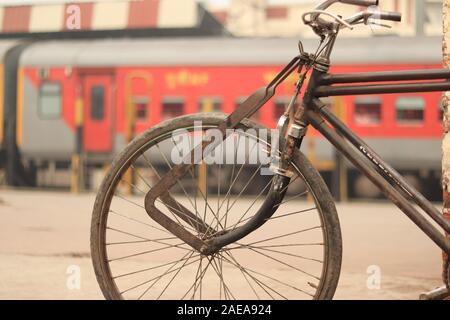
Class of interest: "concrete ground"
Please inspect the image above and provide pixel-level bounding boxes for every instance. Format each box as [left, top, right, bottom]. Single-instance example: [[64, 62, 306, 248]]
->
[[0, 189, 445, 300]]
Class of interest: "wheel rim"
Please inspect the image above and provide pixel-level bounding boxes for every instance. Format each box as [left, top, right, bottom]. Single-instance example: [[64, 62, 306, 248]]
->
[[93, 121, 335, 300]]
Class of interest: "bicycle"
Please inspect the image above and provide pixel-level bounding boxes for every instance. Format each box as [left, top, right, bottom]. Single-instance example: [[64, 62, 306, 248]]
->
[[90, 0, 450, 300]]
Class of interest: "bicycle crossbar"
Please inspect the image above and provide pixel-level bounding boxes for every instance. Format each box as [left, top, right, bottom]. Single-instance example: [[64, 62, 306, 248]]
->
[[314, 69, 450, 97], [319, 69, 450, 84], [314, 81, 450, 97]]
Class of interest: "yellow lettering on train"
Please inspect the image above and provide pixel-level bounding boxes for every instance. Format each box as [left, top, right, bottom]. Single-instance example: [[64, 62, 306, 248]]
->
[[166, 70, 210, 90], [263, 71, 310, 90]]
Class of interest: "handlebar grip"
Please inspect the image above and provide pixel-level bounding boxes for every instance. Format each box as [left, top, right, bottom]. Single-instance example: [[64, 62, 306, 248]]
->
[[339, 0, 379, 6], [378, 11, 402, 22]]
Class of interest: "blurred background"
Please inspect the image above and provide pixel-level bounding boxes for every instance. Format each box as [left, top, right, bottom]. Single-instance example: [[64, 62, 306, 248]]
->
[[0, 0, 444, 201], [0, 0, 447, 300]]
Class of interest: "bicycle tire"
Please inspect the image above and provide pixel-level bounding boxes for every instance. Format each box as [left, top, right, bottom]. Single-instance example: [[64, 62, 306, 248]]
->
[[91, 113, 342, 300]]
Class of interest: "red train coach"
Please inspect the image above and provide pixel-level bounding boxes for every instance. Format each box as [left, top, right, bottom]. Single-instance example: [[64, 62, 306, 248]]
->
[[6, 36, 445, 198]]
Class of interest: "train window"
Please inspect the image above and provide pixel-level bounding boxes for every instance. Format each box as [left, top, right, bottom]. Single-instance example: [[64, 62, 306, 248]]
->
[[38, 82, 62, 119], [162, 97, 184, 120], [236, 96, 259, 120], [354, 97, 382, 125], [91, 86, 105, 121], [396, 97, 425, 124], [198, 97, 222, 112], [133, 96, 149, 120]]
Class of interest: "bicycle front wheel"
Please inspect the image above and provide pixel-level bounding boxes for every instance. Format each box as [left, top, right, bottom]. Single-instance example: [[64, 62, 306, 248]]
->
[[91, 113, 342, 300]]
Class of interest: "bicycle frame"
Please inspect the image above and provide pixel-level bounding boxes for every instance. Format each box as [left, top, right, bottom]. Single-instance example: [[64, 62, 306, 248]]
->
[[143, 35, 450, 256], [301, 63, 450, 255]]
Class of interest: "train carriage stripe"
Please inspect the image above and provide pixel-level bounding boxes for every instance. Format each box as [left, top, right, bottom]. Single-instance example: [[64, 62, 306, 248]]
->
[[2, 6, 31, 33], [0, 8, 4, 29], [128, 0, 159, 28], [29, 4, 64, 33], [92, 2, 129, 30]]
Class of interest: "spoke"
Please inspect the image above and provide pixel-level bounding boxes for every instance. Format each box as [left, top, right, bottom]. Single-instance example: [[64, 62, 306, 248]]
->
[[116, 178, 202, 234], [120, 253, 200, 295], [220, 251, 282, 300], [217, 163, 221, 229], [180, 257, 213, 300], [219, 163, 264, 225], [154, 251, 196, 300], [106, 226, 188, 250], [141, 152, 162, 179], [170, 135, 201, 222], [115, 192, 146, 210], [228, 242, 324, 250], [107, 237, 178, 246], [202, 162, 209, 235], [114, 191, 197, 233], [210, 256, 236, 300], [191, 256, 204, 300], [140, 153, 190, 230], [232, 243, 323, 263], [126, 166, 150, 194], [224, 177, 274, 231], [217, 135, 259, 214], [108, 242, 188, 262], [218, 252, 260, 300], [156, 142, 221, 231], [276, 189, 309, 206], [218, 254, 224, 300], [220, 251, 314, 298], [155, 144, 202, 221], [113, 253, 200, 279], [228, 174, 302, 231], [223, 134, 240, 230], [244, 226, 322, 246], [279, 174, 301, 194], [129, 165, 197, 225], [247, 247, 320, 280], [109, 209, 172, 235], [222, 149, 303, 233], [235, 206, 317, 226], [210, 174, 274, 237], [268, 207, 317, 220]]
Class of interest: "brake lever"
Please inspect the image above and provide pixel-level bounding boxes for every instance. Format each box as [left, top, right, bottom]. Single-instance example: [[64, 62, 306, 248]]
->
[[351, 18, 392, 29], [367, 21, 392, 29]]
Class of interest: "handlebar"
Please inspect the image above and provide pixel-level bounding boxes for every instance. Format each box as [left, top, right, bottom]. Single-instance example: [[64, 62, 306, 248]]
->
[[301, 0, 403, 62], [317, 0, 378, 10], [340, 0, 378, 6], [377, 11, 402, 22], [305, 0, 402, 34]]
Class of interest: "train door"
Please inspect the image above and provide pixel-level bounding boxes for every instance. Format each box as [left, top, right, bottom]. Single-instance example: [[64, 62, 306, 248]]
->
[[82, 74, 114, 153]]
